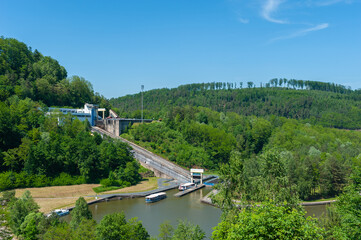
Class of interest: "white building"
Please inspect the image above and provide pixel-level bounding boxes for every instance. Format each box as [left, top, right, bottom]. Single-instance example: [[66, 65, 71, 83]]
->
[[47, 103, 100, 126]]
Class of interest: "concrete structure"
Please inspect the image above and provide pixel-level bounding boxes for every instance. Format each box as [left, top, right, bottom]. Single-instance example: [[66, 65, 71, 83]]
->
[[47, 103, 100, 126], [98, 108, 106, 119], [103, 117, 153, 136], [174, 184, 205, 197], [191, 169, 204, 184], [92, 126, 190, 183]]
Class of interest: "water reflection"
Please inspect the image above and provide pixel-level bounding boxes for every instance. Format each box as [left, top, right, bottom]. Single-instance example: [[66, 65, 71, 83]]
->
[[63, 189, 329, 239], [88, 188, 221, 239]]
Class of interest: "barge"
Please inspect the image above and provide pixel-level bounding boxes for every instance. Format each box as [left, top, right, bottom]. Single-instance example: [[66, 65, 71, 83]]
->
[[145, 192, 167, 203]]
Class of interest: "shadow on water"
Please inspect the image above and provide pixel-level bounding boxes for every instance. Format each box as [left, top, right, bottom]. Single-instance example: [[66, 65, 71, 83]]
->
[[65, 188, 222, 239]]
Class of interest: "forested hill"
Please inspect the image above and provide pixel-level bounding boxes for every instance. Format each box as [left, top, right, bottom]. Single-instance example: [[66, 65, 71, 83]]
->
[[0, 38, 143, 193], [0, 37, 110, 108], [110, 81, 361, 129]]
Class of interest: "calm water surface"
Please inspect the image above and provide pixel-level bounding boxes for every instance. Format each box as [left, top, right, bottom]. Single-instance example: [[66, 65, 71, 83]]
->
[[64, 188, 328, 239], [88, 188, 221, 239]]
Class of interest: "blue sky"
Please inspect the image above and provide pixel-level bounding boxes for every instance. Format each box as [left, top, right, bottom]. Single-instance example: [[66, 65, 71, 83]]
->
[[1, 0, 360, 98]]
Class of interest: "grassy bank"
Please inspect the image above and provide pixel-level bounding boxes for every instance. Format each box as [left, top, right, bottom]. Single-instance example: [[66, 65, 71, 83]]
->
[[13, 177, 159, 213]]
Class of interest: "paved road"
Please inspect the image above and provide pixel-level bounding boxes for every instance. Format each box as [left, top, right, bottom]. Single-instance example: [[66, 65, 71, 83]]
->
[[92, 127, 191, 183]]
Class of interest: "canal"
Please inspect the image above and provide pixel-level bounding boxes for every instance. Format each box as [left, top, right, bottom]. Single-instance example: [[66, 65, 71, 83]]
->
[[64, 188, 328, 239], [65, 188, 222, 239]]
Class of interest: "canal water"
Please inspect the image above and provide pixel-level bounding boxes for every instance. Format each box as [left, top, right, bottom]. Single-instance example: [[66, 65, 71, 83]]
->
[[63, 188, 328, 239], [90, 188, 221, 239]]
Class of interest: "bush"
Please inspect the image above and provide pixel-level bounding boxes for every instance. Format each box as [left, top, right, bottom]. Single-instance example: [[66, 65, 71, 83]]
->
[[0, 172, 15, 191], [0, 171, 85, 191], [100, 178, 113, 187], [51, 173, 85, 186], [32, 175, 50, 187]]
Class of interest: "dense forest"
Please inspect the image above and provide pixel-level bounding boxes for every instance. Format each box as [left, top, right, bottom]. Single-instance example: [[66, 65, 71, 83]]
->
[[2, 37, 361, 239], [123, 106, 361, 200], [110, 81, 361, 129], [0, 37, 141, 191]]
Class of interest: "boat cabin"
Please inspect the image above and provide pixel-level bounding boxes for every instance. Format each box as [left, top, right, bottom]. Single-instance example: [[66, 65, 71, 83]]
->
[[145, 192, 167, 203], [178, 182, 196, 191]]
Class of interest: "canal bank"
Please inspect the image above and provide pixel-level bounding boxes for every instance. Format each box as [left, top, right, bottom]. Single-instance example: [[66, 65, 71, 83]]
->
[[60, 181, 329, 239], [63, 188, 222, 239], [201, 190, 331, 218]]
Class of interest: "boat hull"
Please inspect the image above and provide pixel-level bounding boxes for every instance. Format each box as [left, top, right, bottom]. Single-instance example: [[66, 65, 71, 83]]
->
[[145, 193, 167, 203]]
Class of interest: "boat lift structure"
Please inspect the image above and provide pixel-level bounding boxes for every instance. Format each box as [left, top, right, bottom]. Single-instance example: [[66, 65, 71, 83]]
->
[[190, 168, 204, 184]]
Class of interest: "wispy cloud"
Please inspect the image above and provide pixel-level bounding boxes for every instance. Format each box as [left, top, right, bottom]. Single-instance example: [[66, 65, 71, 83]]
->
[[269, 23, 329, 42], [315, 0, 354, 6], [238, 18, 249, 24], [261, 0, 287, 24]]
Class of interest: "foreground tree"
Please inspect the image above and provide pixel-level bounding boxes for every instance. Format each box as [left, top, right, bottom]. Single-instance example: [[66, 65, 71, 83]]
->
[[172, 220, 205, 240], [42, 222, 73, 240], [19, 212, 45, 240], [70, 197, 92, 229], [158, 221, 174, 240], [321, 167, 361, 239], [212, 201, 324, 240], [8, 190, 39, 236], [73, 219, 97, 240], [96, 212, 149, 240]]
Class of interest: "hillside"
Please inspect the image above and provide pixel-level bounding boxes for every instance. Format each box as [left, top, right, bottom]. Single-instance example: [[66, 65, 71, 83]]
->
[[0, 38, 140, 192], [110, 82, 361, 129], [0, 37, 110, 109], [122, 106, 361, 200]]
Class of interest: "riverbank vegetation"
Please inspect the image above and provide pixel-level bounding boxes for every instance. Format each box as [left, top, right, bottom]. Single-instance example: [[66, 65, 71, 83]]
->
[[2, 37, 361, 239], [0, 191, 205, 240]]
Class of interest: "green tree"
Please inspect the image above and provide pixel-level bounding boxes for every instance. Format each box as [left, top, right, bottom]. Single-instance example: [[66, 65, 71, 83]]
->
[[42, 222, 73, 240], [96, 212, 149, 240], [321, 167, 361, 239], [73, 219, 97, 240], [158, 221, 174, 240], [70, 197, 92, 229], [172, 220, 205, 240], [0, 207, 12, 240], [19, 212, 45, 240], [8, 190, 39, 236], [212, 201, 324, 240]]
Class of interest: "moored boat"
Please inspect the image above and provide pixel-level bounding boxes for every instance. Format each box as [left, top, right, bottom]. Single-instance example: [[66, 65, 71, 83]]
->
[[145, 192, 167, 203], [178, 182, 196, 191], [47, 209, 70, 217]]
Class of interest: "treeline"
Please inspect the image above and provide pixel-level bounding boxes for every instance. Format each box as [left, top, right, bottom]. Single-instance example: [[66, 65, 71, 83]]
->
[[162, 79, 354, 93], [0, 37, 110, 108], [110, 82, 361, 129], [123, 106, 361, 200]]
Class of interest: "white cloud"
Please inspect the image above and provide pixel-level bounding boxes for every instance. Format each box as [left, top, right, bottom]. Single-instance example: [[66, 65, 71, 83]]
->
[[238, 18, 249, 24], [269, 23, 329, 42], [261, 0, 287, 24]]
